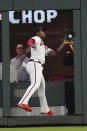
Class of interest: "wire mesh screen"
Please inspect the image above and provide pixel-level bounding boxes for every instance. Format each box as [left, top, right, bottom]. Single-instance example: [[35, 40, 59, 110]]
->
[[0, 16, 3, 117], [10, 81, 66, 116], [9, 10, 74, 118], [0, 80, 3, 116]]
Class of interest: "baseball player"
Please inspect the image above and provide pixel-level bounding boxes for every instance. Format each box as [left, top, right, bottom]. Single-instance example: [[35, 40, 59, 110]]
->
[[17, 27, 70, 115]]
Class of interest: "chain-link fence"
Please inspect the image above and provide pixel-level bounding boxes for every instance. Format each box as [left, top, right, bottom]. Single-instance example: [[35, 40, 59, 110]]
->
[[9, 10, 74, 118], [0, 10, 77, 126], [10, 81, 66, 116]]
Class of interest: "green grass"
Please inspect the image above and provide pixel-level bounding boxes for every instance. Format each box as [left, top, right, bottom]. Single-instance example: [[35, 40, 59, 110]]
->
[[0, 127, 87, 131]]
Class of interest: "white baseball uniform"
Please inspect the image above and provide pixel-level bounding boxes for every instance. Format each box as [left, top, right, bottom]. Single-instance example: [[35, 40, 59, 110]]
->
[[18, 36, 53, 113]]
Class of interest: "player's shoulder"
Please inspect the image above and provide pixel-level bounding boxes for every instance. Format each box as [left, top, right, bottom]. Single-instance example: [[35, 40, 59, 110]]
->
[[31, 36, 41, 42]]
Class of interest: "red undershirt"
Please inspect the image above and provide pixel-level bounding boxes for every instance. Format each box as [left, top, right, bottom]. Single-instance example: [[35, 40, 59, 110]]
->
[[27, 39, 35, 46]]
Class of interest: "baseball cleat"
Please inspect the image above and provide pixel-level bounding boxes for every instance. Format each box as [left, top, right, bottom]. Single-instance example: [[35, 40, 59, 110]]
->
[[41, 110, 54, 115], [17, 104, 32, 112]]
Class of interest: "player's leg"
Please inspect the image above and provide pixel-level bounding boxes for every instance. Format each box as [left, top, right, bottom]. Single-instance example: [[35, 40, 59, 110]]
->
[[18, 62, 43, 107], [38, 75, 54, 115], [38, 75, 49, 113]]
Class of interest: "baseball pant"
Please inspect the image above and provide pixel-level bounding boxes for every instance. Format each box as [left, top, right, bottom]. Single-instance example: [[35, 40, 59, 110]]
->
[[18, 61, 49, 113]]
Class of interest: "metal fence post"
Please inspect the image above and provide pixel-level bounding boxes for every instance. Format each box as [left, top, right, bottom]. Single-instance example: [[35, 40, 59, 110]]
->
[[2, 11, 10, 116]]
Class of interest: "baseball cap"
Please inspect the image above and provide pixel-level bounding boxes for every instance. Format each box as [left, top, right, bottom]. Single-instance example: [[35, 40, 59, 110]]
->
[[33, 26, 46, 35]]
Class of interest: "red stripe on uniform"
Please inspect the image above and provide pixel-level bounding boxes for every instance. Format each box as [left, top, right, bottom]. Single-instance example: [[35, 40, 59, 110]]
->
[[21, 62, 36, 104]]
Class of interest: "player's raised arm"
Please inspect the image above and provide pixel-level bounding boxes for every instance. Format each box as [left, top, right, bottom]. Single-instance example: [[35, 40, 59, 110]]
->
[[49, 50, 57, 56], [45, 47, 57, 57], [45, 40, 71, 57]]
